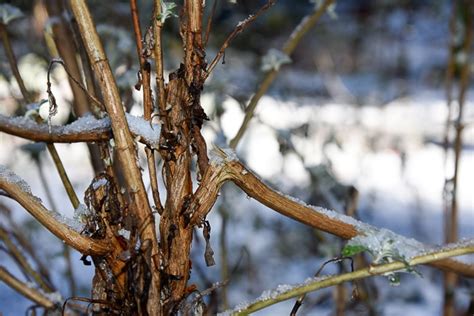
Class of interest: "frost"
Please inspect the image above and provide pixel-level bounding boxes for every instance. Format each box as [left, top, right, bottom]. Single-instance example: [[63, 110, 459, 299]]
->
[[62, 114, 110, 135], [261, 48, 292, 72], [343, 227, 426, 286], [51, 210, 84, 233], [73, 203, 92, 223], [25, 280, 63, 304], [209, 146, 238, 166], [1, 113, 160, 147], [125, 113, 161, 149], [344, 227, 424, 262], [0, 165, 35, 197], [0, 4, 24, 25], [92, 177, 108, 190], [118, 228, 131, 240], [44, 291, 63, 304], [237, 14, 254, 28]]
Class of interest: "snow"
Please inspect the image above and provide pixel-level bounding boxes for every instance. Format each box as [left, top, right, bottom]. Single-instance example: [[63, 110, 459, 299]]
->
[[209, 146, 238, 166], [0, 165, 84, 232], [344, 227, 425, 262], [91, 177, 108, 190], [125, 113, 161, 148], [1, 113, 161, 147], [62, 114, 110, 135], [73, 203, 91, 223], [0, 164, 35, 197]]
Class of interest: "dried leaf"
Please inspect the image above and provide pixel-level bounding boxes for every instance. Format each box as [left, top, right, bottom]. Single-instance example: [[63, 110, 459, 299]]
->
[[203, 221, 215, 266]]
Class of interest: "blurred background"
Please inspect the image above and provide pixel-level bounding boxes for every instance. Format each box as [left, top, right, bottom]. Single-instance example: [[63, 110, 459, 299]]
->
[[0, 0, 473, 315]]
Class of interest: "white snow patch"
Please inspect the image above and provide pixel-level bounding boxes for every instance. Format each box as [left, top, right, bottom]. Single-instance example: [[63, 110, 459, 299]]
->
[[0, 164, 36, 197], [125, 113, 161, 148]]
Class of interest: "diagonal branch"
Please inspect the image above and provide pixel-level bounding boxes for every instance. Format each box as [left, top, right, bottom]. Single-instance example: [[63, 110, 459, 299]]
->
[[0, 167, 111, 255], [188, 148, 474, 277], [204, 0, 276, 80], [0, 226, 54, 293], [0, 266, 56, 309]]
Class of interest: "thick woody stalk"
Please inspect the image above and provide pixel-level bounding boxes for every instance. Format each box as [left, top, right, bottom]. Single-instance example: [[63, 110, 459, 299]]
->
[[69, 1, 161, 314]]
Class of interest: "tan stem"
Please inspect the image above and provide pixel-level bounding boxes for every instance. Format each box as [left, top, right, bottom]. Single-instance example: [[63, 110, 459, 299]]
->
[[0, 24, 32, 104], [0, 179, 111, 255]]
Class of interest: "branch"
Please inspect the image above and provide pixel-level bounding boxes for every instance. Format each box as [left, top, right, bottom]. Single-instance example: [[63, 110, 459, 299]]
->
[[204, 0, 276, 80], [229, 0, 335, 148], [0, 114, 161, 148], [229, 243, 474, 315], [131, 0, 164, 213], [0, 266, 56, 309], [188, 148, 474, 277], [0, 166, 111, 255]]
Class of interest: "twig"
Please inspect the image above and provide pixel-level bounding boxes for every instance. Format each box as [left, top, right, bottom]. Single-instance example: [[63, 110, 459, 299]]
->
[[0, 202, 53, 287], [0, 23, 32, 104], [204, 0, 218, 46], [229, 0, 335, 148], [204, 0, 277, 80], [47, 59, 105, 111], [33, 155, 77, 296], [0, 177, 111, 255], [443, 2, 473, 315], [230, 244, 474, 315], [0, 226, 54, 293], [0, 266, 56, 309], [1, 20, 82, 217], [153, 0, 168, 127], [46, 143, 80, 209], [130, 0, 164, 214]]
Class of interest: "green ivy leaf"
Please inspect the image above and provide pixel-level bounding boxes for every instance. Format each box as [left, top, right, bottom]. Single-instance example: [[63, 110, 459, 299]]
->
[[342, 244, 367, 257], [157, 2, 178, 24]]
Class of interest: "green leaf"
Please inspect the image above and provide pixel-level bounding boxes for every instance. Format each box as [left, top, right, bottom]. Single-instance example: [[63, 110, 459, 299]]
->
[[157, 2, 178, 24], [261, 48, 292, 72], [342, 244, 367, 257]]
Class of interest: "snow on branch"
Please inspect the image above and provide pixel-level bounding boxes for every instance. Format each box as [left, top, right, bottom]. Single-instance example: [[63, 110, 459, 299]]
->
[[0, 165, 111, 255], [0, 114, 161, 148], [190, 147, 474, 278]]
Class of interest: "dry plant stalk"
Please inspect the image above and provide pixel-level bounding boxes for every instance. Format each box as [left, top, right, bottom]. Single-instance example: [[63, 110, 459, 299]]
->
[[0, 1, 473, 315]]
